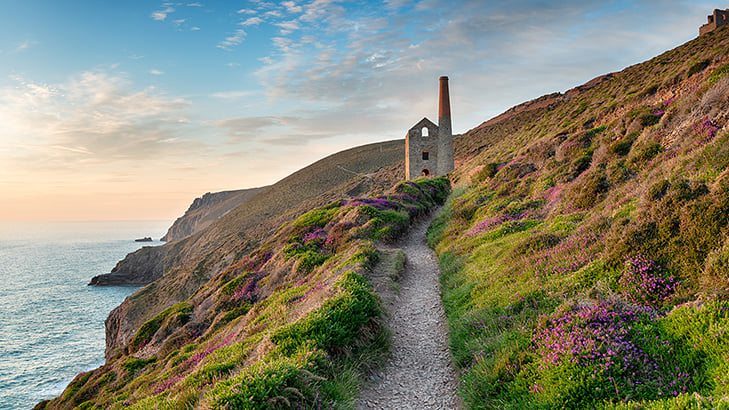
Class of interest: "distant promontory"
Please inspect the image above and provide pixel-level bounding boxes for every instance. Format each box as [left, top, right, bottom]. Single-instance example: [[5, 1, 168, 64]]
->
[[160, 187, 267, 242]]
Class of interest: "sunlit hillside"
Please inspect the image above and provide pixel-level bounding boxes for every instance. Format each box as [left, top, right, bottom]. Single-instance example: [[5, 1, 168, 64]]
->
[[429, 24, 729, 409], [36, 178, 449, 409], [36, 18, 729, 410]]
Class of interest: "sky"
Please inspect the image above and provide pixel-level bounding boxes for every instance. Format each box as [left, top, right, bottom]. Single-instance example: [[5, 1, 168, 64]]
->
[[0, 0, 719, 221]]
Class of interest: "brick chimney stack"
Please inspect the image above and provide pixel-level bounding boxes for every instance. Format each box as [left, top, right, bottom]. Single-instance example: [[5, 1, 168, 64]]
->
[[437, 76, 454, 175], [439, 76, 451, 118]]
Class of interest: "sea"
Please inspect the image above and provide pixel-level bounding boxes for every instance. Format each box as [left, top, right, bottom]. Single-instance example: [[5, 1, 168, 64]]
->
[[0, 220, 171, 409]]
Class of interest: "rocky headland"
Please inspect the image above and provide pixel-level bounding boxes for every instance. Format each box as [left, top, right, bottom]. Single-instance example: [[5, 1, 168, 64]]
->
[[160, 187, 267, 243]]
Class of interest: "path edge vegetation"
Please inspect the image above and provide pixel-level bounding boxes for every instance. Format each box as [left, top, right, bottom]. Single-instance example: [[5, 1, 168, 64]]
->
[[36, 177, 450, 410], [426, 27, 729, 410]]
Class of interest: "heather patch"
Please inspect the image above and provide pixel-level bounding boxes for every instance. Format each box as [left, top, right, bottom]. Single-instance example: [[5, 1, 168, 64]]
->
[[44, 177, 450, 409], [617, 255, 679, 308]]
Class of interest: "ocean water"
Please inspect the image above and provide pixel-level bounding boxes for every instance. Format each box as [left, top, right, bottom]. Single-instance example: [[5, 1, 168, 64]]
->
[[0, 221, 170, 409]]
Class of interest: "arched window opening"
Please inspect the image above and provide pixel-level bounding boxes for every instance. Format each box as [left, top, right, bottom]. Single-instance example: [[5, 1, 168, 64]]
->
[[421, 127, 429, 137], [421, 168, 430, 177], [422, 150, 430, 161]]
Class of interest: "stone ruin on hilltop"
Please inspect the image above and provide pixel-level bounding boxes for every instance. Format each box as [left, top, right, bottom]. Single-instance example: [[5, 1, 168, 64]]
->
[[405, 76, 455, 180], [700, 8, 729, 36]]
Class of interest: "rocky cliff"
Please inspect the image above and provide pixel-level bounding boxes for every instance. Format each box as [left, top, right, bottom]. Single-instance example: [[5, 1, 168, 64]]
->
[[160, 187, 267, 242], [88, 246, 168, 286]]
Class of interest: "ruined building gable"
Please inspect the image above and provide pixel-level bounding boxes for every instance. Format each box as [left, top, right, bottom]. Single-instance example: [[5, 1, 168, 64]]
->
[[406, 118, 439, 178], [700, 8, 729, 36]]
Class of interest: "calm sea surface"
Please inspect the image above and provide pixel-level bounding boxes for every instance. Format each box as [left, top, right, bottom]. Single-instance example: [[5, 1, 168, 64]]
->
[[0, 221, 170, 409]]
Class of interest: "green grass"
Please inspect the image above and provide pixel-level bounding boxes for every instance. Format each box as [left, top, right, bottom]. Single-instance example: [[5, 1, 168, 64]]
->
[[42, 177, 449, 410], [429, 27, 729, 409]]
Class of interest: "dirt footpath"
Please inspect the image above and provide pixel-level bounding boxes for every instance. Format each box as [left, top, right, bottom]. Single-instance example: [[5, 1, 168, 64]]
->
[[357, 212, 462, 409]]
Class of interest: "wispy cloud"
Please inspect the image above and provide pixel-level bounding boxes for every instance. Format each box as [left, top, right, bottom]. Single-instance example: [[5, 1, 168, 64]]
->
[[213, 116, 284, 141], [217, 29, 247, 50], [15, 39, 37, 52], [149, 69, 164, 75], [241, 17, 264, 26], [151, 6, 175, 21], [0, 70, 196, 174], [282, 1, 303, 14], [210, 90, 255, 99], [275, 20, 301, 31]]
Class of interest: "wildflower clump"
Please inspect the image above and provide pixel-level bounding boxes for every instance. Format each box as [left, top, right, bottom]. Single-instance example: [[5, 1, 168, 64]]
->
[[529, 300, 700, 406], [618, 255, 678, 307]]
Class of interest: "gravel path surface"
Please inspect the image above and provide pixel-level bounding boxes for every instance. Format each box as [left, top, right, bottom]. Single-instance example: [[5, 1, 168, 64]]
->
[[357, 212, 462, 409]]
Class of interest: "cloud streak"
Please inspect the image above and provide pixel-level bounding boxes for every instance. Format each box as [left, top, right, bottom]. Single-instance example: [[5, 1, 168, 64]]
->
[[151, 6, 175, 21], [0, 70, 198, 175], [228, 0, 713, 147]]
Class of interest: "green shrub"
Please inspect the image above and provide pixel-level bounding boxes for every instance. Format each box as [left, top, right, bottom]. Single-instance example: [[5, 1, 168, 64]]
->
[[709, 63, 729, 85], [570, 154, 592, 177], [358, 205, 410, 241], [121, 357, 156, 373], [647, 179, 671, 201], [293, 207, 340, 229], [511, 232, 561, 256], [573, 168, 609, 209], [610, 139, 634, 156], [212, 352, 328, 410], [629, 142, 664, 167], [131, 302, 192, 351], [271, 271, 379, 356], [297, 250, 331, 273], [221, 304, 252, 323], [474, 163, 499, 183]]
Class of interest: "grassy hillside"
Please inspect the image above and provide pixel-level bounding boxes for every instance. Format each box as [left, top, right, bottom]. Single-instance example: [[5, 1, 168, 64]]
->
[[37, 178, 449, 409], [429, 25, 729, 408], [99, 139, 405, 358], [42, 19, 729, 410]]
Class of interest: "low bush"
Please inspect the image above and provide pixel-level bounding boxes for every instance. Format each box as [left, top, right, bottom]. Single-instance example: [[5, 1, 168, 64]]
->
[[271, 271, 380, 356]]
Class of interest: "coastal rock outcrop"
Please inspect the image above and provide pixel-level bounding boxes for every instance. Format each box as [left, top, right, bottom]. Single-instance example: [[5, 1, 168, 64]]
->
[[88, 246, 167, 286], [160, 187, 267, 242]]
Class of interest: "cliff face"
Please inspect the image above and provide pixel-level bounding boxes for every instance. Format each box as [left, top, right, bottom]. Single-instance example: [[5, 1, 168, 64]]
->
[[160, 187, 267, 243], [88, 246, 167, 286]]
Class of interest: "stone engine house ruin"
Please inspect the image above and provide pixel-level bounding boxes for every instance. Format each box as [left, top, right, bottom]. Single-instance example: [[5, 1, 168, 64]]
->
[[700, 8, 729, 36], [405, 76, 454, 180]]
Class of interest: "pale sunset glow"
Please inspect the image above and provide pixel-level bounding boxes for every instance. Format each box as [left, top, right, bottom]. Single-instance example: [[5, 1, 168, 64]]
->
[[0, 0, 713, 221]]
